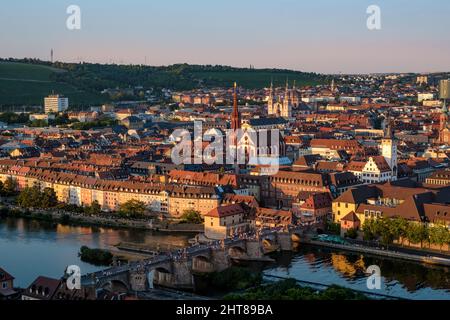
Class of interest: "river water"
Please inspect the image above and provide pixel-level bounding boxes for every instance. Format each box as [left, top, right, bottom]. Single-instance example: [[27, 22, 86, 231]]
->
[[0, 218, 192, 287], [1, 218, 449, 300], [263, 246, 450, 300]]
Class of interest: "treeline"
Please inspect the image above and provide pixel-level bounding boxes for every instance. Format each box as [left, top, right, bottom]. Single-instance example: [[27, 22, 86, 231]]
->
[[361, 218, 450, 251], [225, 279, 369, 300], [17, 186, 58, 209], [196, 267, 263, 294], [1, 58, 326, 91], [70, 119, 118, 130], [0, 112, 29, 124], [0, 177, 18, 196], [14, 184, 149, 218]]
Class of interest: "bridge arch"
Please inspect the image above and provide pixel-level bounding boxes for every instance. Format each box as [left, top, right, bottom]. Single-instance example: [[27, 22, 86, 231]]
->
[[101, 279, 129, 293], [152, 267, 174, 288], [192, 255, 214, 273], [228, 245, 246, 259], [261, 236, 281, 253], [291, 232, 302, 243]]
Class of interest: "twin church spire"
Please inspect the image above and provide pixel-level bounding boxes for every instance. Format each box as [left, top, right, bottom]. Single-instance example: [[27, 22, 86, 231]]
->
[[267, 79, 295, 118]]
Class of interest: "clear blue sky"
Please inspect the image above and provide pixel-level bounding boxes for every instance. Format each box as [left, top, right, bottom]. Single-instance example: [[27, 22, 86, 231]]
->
[[1, 0, 449, 74]]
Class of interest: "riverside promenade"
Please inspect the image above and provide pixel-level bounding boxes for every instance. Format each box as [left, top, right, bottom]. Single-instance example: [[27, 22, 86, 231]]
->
[[304, 239, 450, 267]]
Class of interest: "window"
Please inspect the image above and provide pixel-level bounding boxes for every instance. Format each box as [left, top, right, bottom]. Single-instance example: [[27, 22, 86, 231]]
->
[[2, 282, 7, 289]]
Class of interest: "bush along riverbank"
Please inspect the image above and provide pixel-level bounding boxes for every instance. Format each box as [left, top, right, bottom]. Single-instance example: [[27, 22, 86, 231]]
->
[[79, 246, 113, 266], [195, 267, 369, 300], [0, 205, 202, 233], [0, 206, 55, 222], [195, 267, 263, 294], [224, 279, 369, 300]]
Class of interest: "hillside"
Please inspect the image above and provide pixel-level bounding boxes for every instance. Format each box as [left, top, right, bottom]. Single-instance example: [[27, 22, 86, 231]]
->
[[0, 59, 327, 106], [52, 63, 326, 91], [0, 61, 108, 106]]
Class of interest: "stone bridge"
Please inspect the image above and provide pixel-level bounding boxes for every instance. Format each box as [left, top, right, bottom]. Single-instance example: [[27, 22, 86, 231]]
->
[[81, 227, 305, 293]]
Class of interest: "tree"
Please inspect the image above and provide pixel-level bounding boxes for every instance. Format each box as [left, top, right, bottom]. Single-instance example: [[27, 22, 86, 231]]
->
[[407, 223, 429, 248], [362, 219, 378, 241], [17, 186, 58, 209], [390, 217, 409, 246], [17, 187, 33, 208], [85, 200, 101, 215], [345, 228, 358, 239], [29, 119, 48, 128], [79, 246, 113, 266], [180, 210, 203, 224], [326, 222, 341, 235], [3, 177, 17, 196], [40, 188, 58, 208], [429, 224, 450, 252], [118, 199, 146, 217]]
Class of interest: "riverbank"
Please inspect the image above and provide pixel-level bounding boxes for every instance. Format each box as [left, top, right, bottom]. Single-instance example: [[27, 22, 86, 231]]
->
[[0, 205, 203, 233], [303, 239, 450, 267]]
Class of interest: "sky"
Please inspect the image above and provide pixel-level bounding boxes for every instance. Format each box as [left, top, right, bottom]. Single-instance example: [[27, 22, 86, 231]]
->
[[1, 0, 450, 74]]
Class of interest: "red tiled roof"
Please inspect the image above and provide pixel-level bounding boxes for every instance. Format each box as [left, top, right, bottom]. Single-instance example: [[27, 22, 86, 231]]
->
[[0, 268, 14, 281], [205, 204, 245, 218], [341, 211, 360, 222]]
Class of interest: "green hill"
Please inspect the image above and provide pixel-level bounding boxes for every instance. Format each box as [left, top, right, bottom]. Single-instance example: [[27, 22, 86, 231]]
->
[[0, 59, 327, 106], [0, 61, 107, 106], [53, 63, 326, 91]]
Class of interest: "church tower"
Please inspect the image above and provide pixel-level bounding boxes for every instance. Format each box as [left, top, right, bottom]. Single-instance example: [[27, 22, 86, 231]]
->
[[267, 80, 274, 115], [282, 80, 293, 118], [231, 82, 241, 131], [291, 80, 299, 107], [439, 101, 450, 144], [381, 116, 398, 181], [331, 79, 336, 93]]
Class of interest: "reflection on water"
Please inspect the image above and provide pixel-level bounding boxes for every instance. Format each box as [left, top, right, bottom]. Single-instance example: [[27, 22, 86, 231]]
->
[[2, 217, 450, 299], [0, 218, 192, 288], [264, 245, 450, 300]]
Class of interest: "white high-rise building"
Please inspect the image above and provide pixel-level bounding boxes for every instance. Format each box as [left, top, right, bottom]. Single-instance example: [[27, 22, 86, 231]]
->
[[44, 94, 69, 114], [440, 79, 450, 100]]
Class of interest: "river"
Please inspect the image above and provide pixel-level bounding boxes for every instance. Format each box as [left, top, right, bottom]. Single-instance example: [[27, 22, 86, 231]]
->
[[0, 217, 192, 287], [1, 218, 449, 300]]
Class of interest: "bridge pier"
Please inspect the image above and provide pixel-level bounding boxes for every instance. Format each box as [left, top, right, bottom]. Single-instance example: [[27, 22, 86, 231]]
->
[[210, 249, 231, 272], [130, 271, 148, 292], [171, 260, 194, 290], [277, 232, 294, 251], [246, 240, 266, 259]]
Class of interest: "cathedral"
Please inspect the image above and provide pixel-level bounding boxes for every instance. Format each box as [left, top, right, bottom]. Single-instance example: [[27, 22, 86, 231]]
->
[[231, 83, 289, 173], [267, 81, 297, 119]]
